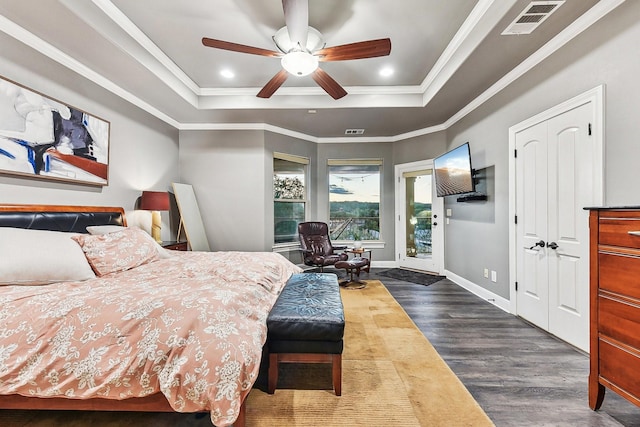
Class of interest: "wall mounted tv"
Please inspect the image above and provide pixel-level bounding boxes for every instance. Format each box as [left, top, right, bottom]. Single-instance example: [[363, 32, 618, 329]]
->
[[433, 142, 475, 197]]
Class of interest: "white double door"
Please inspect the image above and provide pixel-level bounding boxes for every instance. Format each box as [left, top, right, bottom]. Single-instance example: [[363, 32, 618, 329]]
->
[[515, 101, 595, 352]]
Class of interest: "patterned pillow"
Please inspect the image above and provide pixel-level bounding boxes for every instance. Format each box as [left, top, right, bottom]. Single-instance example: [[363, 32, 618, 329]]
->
[[86, 225, 173, 259], [73, 227, 161, 276]]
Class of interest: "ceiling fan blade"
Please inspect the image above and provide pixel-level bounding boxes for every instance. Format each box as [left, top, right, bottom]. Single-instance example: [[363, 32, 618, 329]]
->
[[257, 69, 289, 98], [316, 38, 391, 62], [202, 37, 281, 57], [311, 68, 347, 100], [282, 0, 309, 49]]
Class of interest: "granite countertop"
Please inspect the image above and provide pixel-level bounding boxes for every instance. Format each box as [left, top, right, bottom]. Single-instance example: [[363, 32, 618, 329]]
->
[[584, 206, 640, 210]]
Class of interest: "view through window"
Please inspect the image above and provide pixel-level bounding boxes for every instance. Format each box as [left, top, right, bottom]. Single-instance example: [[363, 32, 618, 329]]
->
[[328, 159, 381, 241], [404, 169, 433, 257], [274, 153, 308, 244]]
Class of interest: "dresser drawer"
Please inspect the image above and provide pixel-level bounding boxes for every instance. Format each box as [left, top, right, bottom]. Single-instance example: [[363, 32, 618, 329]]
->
[[599, 213, 640, 249], [598, 294, 640, 350], [599, 338, 640, 400], [598, 252, 640, 300]]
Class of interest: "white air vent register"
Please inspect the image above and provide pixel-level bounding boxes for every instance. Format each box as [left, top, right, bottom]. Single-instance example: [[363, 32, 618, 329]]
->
[[502, 1, 565, 35]]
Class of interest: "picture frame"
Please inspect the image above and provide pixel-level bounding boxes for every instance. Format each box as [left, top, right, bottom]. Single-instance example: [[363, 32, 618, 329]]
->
[[0, 75, 110, 186]]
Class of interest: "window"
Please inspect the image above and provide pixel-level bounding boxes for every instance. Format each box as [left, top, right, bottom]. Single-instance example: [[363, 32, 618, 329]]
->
[[274, 153, 308, 245], [328, 159, 382, 242]]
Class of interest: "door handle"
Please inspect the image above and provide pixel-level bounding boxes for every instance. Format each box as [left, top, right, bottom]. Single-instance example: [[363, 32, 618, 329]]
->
[[528, 240, 546, 250], [547, 241, 559, 250], [433, 222, 438, 226]]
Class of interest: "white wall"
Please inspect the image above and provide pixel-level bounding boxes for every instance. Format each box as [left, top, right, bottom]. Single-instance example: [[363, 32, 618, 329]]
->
[[0, 32, 180, 239]]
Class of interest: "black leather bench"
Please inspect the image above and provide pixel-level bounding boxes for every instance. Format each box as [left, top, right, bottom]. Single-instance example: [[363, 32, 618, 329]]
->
[[266, 272, 345, 396]]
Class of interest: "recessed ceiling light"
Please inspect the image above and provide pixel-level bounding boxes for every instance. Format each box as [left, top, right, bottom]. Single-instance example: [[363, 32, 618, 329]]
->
[[379, 67, 394, 77], [308, 110, 317, 114], [220, 69, 235, 79]]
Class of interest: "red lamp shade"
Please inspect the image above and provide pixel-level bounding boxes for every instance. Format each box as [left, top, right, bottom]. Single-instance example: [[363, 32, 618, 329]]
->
[[140, 191, 170, 211]]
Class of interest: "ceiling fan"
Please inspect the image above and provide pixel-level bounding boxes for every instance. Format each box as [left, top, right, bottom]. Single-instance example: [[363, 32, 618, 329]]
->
[[202, 0, 391, 100]]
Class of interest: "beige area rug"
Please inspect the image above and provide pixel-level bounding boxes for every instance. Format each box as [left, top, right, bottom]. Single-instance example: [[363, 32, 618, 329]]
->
[[245, 280, 494, 427]]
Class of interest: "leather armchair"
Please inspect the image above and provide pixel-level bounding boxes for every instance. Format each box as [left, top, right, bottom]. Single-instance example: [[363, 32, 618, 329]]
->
[[298, 222, 348, 271]]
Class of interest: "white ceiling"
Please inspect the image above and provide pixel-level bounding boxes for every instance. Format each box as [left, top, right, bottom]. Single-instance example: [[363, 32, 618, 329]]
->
[[0, 0, 612, 140]]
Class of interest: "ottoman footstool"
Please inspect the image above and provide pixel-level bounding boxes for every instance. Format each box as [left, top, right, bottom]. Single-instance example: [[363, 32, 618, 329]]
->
[[267, 272, 345, 396], [335, 257, 370, 289]]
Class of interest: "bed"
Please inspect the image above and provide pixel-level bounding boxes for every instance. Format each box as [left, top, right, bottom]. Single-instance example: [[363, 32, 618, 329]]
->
[[0, 204, 302, 427]]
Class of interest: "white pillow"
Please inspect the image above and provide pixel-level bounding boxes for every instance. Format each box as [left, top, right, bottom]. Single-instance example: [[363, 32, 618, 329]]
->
[[0, 228, 96, 285], [86, 225, 173, 259], [86, 225, 125, 235]]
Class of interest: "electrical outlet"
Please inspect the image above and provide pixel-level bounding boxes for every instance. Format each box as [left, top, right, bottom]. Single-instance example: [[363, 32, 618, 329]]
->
[[483, 268, 489, 278], [491, 270, 497, 282], [446, 209, 452, 217]]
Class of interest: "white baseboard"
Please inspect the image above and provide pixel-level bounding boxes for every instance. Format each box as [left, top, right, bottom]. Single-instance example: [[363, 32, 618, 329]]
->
[[371, 260, 397, 269], [444, 270, 511, 313]]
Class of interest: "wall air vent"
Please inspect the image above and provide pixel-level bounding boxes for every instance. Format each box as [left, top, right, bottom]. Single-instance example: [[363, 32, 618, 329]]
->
[[502, 1, 565, 35], [345, 129, 365, 135]]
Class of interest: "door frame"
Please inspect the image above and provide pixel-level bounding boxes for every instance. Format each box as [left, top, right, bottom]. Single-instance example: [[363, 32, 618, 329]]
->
[[394, 159, 444, 274], [508, 85, 604, 315]]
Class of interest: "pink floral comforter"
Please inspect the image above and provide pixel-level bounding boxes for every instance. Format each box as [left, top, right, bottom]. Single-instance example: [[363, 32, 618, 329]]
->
[[0, 251, 301, 426]]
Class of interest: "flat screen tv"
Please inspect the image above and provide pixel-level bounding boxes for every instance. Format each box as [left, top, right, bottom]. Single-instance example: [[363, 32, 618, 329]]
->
[[433, 142, 475, 197]]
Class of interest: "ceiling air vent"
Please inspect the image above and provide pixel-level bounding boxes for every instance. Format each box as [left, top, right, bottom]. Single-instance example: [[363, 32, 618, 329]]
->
[[345, 129, 365, 135], [502, 1, 565, 35]]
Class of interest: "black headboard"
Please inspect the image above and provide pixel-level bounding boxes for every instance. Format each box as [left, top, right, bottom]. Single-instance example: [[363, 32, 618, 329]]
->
[[0, 205, 126, 233]]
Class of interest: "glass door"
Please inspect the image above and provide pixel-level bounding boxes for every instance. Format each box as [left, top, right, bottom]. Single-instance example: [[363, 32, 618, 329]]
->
[[395, 160, 443, 273]]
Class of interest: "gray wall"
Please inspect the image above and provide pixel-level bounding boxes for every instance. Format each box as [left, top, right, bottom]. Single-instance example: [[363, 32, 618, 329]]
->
[[178, 131, 400, 261], [0, 31, 179, 239], [178, 130, 266, 251], [5, 0, 639, 292], [393, 131, 447, 165], [443, 0, 640, 299]]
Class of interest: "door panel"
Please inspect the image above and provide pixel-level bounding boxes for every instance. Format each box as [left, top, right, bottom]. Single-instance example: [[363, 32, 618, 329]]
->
[[547, 103, 591, 351], [516, 122, 549, 329], [515, 102, 592, 352], [395, 161, 443, 273], [557, 254, 579, 313]]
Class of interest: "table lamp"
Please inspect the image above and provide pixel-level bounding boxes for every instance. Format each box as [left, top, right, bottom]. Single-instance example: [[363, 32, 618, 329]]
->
[[140, 191, 170, 243]]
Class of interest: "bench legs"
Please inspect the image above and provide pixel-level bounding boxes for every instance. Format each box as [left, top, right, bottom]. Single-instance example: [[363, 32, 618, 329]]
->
[[268, 353, 342, 396]]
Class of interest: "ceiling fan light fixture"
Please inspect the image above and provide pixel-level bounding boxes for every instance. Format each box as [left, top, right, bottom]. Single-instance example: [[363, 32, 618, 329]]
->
[[281, 51, 318, 76], [273, 26, 324, 53]]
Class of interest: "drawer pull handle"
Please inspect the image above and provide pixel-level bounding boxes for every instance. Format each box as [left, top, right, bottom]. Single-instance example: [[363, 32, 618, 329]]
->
[[628, 231, 640, 236]]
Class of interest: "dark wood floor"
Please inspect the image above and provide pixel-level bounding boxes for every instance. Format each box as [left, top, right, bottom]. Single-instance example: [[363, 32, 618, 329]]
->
[[367, 268, 640, 427]]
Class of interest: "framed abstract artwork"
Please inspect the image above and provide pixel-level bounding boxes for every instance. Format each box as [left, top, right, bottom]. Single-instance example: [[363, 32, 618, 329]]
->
[[0, 75, 110, 186]]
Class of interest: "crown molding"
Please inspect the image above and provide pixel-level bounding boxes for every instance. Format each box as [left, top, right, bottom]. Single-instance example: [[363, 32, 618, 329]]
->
[[420, 0, 518, 106], [443, 0, 626, 130], [0, 12, 180, 128], [74, 0, 504, 110], [0, 0, 625, 143]]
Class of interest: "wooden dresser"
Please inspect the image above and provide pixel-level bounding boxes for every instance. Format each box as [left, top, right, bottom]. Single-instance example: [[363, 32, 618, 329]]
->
[[587, 207, 640, 410]]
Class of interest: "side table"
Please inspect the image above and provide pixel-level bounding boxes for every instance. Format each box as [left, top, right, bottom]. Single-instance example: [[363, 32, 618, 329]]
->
[[162, 241, 188, 251]]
